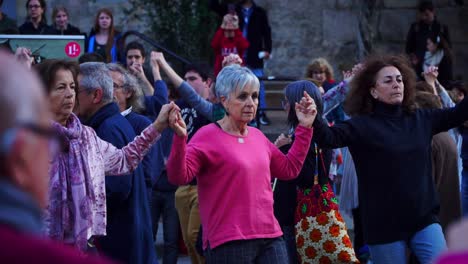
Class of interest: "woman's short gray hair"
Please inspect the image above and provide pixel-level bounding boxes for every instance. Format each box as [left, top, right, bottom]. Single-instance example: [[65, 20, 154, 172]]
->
[[79, 62, 113, 103], [215, 65, 259, 99]]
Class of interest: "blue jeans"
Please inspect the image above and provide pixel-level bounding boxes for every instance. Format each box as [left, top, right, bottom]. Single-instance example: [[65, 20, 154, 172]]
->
[[281, 225, 298, 264], [250, 68, 266, 109], [152, 191, 179, 264], [205, 237, 289, 264], [368, 223, 446, 264], [462, 169, 468, 217]]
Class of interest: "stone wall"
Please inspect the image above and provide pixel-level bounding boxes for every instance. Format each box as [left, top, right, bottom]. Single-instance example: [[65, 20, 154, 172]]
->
[[13, 0, 468, 80], [255, 0, 468, 80]]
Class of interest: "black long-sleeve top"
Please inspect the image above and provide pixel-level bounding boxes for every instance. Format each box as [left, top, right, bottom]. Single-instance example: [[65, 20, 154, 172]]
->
[[273, 140, 332, 226], [312, 98, 468, 244]]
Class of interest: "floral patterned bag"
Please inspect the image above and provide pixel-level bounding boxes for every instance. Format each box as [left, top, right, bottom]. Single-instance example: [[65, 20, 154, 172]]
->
[[294, 145, 359, 264]]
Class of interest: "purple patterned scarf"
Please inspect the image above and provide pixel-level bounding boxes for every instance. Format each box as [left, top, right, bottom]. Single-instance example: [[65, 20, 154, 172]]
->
[[46, 113, 95, 251]]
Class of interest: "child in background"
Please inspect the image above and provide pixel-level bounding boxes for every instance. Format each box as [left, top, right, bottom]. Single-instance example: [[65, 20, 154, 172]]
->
[[211, 13, 249, 77]]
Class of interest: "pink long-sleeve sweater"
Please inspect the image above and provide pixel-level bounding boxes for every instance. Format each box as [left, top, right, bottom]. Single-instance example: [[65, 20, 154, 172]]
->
[[167, 124, 313, 249]]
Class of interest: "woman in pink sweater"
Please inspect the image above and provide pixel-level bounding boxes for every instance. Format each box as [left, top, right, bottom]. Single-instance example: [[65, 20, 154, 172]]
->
[[167, 65, 317, 263]]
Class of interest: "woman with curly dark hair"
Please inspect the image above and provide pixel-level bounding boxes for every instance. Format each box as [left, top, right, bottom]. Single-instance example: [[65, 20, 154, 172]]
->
[[312, 54, 468, 264]]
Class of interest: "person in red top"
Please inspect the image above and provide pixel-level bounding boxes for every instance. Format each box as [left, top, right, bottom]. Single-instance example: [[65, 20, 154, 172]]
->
[[211, 13, 249, 77], [0, 52, 114, 264]]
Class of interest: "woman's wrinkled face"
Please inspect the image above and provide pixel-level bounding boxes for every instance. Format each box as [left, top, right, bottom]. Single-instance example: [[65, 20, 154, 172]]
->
[[55, 10, 68, 29], [371, 66, 404, 105], [426, 38, 437, 54], [311, 68, 326, 84], [98, 13, 112, 30], [222, 83, 259, 123], [49, 69, 76, 121]]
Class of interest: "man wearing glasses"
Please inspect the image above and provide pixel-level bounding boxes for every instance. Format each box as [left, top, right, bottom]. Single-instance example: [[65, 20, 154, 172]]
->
[[0, 53, 113, 263]]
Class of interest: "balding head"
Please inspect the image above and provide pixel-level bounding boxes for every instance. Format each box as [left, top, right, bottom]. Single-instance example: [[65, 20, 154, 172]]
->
[[0, 52, 52, 208]]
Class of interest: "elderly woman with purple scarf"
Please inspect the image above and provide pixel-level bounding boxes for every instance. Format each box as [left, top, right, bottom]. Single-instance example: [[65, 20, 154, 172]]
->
[[34, 59, 175, 251]]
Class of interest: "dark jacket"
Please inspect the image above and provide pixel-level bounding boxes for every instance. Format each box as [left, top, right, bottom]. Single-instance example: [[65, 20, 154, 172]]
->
[[85, 102, 156, 264], [312, 99, 468, 244], [18, 20, 51, 34], [143, 80, 169, 121], [0, 179, 115, 264], [0, 13, 19, 34], [125, 111, 159, 187], [274, 140, 332, 226], [436, 54, 453, 87], [209, 0, 272, 69], [405, 18, 451, 76], [44, 24, 82, 35]]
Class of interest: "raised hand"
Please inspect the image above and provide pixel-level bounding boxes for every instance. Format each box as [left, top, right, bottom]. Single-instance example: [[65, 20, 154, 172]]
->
[[15, 47, 33, 69], [153, 102, 180, 132], [151, 51, 166, 67], [274, 133, 292, 148], [169, 108, 187, 137], [222, 53, 243, 68], [295, 91, 317, 128]]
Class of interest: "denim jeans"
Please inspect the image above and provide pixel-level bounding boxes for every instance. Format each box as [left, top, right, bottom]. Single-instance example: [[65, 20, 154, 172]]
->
[[368, 223, 446, 264], [281, 225, 298, 264], [152, 191, 179, 264], [249, 68, 266, 109], [205, 237, 289, 264], [462, 169, 468, 217]]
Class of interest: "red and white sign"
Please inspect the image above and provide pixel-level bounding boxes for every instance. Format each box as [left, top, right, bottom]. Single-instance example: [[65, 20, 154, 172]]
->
[[64, 42, 81, 58]]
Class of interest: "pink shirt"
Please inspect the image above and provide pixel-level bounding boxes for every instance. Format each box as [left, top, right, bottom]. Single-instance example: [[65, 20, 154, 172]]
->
[[167, 124, 313, 249]]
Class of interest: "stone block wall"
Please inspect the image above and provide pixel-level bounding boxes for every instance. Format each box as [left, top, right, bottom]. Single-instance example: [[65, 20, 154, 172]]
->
[[255, 0, 467, 81], [13, 0, 468, 80]]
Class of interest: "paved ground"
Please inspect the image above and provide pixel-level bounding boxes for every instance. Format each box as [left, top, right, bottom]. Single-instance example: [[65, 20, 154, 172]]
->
[[154, 109, 356, 263]]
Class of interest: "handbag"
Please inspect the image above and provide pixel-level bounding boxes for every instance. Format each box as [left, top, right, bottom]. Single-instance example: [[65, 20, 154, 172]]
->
[[295, 144, 359, 264]]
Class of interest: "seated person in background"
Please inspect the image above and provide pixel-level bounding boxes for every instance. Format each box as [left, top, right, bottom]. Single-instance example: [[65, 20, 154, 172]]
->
[[19, 0, 51, 34], [0, 0, 19, 34], [45, 6, 82, 35]]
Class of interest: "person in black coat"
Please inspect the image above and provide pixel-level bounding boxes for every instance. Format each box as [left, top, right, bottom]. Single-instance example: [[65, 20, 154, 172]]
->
[[273, 80, 333, 263], [405, 1, 451, 79], [209, 0, 273, 125], [44, 6, 82, 35], [77, 62, 158, 264], [310, 54, 468, 264], [19, 0, 51, 35]]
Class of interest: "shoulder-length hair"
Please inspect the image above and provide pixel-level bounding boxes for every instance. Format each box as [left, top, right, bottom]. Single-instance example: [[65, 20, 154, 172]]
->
[[94, 8, 116, 63], [51, 6, 68, 28], [305, 57, 334, 81], [428, 33, 453, 61], [284, 80, 323, 129], [33, 59, 79, 94], [344, 54, 417, 116], [26, 0, 47, 24]]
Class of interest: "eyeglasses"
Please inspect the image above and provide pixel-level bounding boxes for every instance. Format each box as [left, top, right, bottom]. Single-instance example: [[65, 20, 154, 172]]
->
[[113, 82, 124, 90], [0, 123, 65, 157], [28, 5, 42, 9]]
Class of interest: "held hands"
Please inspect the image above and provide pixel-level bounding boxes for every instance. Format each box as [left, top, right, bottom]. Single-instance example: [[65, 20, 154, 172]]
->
[[423, 65, 439, 85], [153, 102, 180, 132], [169, 107, 187, 137], [151, 51, 167, 68], [274, 133, 292, 148], [295, 91, 317, 128]]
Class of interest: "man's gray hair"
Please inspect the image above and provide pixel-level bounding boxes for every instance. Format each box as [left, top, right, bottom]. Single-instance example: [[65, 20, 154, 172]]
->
[[215, 65, 259, 100], [79, 62, 113, 103], [106, 63, 145, 112]]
